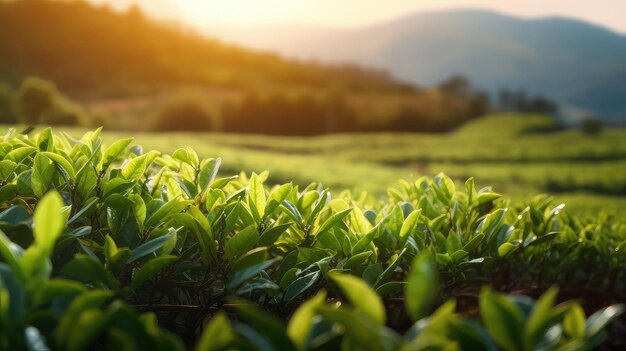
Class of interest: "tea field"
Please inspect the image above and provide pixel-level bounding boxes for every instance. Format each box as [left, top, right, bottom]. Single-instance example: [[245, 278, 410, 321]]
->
[[7, 114, 624, 217], [0, 126, 624, 350]]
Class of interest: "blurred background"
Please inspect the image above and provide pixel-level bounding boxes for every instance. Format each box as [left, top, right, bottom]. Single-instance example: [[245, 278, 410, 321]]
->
[[0, 0, 625, 215]]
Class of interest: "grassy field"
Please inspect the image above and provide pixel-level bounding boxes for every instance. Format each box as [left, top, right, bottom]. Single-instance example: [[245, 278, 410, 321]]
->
[[4, 113, 626, 217]]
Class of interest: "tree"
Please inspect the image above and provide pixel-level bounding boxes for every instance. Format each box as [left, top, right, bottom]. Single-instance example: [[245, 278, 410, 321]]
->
[[580, 117, 602, 135], [15, 77, 58, 124], [497, 88, 559, 116]]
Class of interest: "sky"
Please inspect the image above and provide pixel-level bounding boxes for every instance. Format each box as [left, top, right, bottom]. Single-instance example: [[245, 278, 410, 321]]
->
[[92, 0, 626, 33]]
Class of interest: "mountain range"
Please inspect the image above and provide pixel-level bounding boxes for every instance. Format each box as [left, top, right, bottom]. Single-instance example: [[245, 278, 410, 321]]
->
[[206, 10, 626, 121]]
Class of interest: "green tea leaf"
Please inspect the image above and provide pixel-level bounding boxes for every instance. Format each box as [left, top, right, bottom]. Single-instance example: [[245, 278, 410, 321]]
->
[[225, 225, 259, 259], [343, 251, 372, 269], [67, 198, 97, 225], [585, 304, 624, 339], [228, 258, 280, 290], [198, 157, 221, 192], [330, 272, 385, 325], [374, 248, 407, 288], [172, 147, 199, 167], [121, 154, 147, 180], [479, 287, 525, 351], [144, 196, 190, 228], [31, 154, 56, 197], [33, 190, 65, 256], [405, 252, 437, 321], [284, 271, 320, 302], [132, 194, 146, 231], [258, 222, 292, 246], [315, 305, 390, 350], [399, 210, 421, 244], [102, 137, 133, 169], [563, 304, 586, 339], [195, 312, 234, 351], [6, 146, 36, 163], [127, 234, 172, 264], [40, 151, 75, 180], [434, 172, 456, 204], [524, 287, 558, 350], [247, 172, 266, 224], [131, 255, 178, 288], [287, 291, 326, 350], [61, 255, 109, 286], [264, 183, 292, 218], [33, 278, 86, 307], [475, 192, 501, 207], [315, 207, 352, 236]]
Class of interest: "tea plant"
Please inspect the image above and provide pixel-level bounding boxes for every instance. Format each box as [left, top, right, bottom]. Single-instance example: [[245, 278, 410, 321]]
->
[[0, 128, 623, 350]]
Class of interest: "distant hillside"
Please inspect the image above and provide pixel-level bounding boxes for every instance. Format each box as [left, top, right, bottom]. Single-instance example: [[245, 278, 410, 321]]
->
[[0, 0, 413, 99], [0, 0, 497, 135], [208, 10, 626, 121]]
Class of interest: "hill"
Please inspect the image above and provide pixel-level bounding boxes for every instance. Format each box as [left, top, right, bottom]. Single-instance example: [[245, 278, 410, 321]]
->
[[0, 0, 412, 99], [207, 10, 626, 121], [0, 1, 492, 134]]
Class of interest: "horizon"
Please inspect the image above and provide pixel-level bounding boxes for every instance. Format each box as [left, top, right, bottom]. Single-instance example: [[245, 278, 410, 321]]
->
[[88, 0, 626, 34]]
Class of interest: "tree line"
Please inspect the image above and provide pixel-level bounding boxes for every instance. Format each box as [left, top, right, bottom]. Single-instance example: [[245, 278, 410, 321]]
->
[[1, 75, 564, 135]]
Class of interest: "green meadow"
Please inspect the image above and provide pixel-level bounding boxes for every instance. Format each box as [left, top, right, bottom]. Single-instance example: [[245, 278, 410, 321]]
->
[[6, 113, 625, 217]]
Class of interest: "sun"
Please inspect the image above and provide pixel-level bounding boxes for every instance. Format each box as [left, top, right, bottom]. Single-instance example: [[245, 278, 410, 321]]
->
[[94, 0, 626, 32], [173, 0, 283, 27]]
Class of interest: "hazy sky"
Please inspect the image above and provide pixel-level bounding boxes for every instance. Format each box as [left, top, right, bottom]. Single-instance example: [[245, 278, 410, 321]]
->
[[96, 0, 626, 33]]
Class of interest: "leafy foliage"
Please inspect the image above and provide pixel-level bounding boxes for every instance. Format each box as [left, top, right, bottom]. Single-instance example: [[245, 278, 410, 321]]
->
[[0, 128, 623, 350]]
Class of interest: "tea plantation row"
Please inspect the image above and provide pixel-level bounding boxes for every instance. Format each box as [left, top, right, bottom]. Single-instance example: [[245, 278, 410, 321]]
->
[[0, 128, 624, 350]]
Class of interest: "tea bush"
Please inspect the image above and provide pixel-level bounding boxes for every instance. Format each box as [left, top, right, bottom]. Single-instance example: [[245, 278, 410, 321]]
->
[[0, 128, 623, 350]]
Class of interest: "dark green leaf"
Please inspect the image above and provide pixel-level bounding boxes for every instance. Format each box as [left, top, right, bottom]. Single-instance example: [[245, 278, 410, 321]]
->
[[284, 271, 320, 302], [479, 287, 525, 351], [228, 258, 280, 291], [131, 255, 178, 288], [405, 252, 437, 321], [127, 234, 172, 264]]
